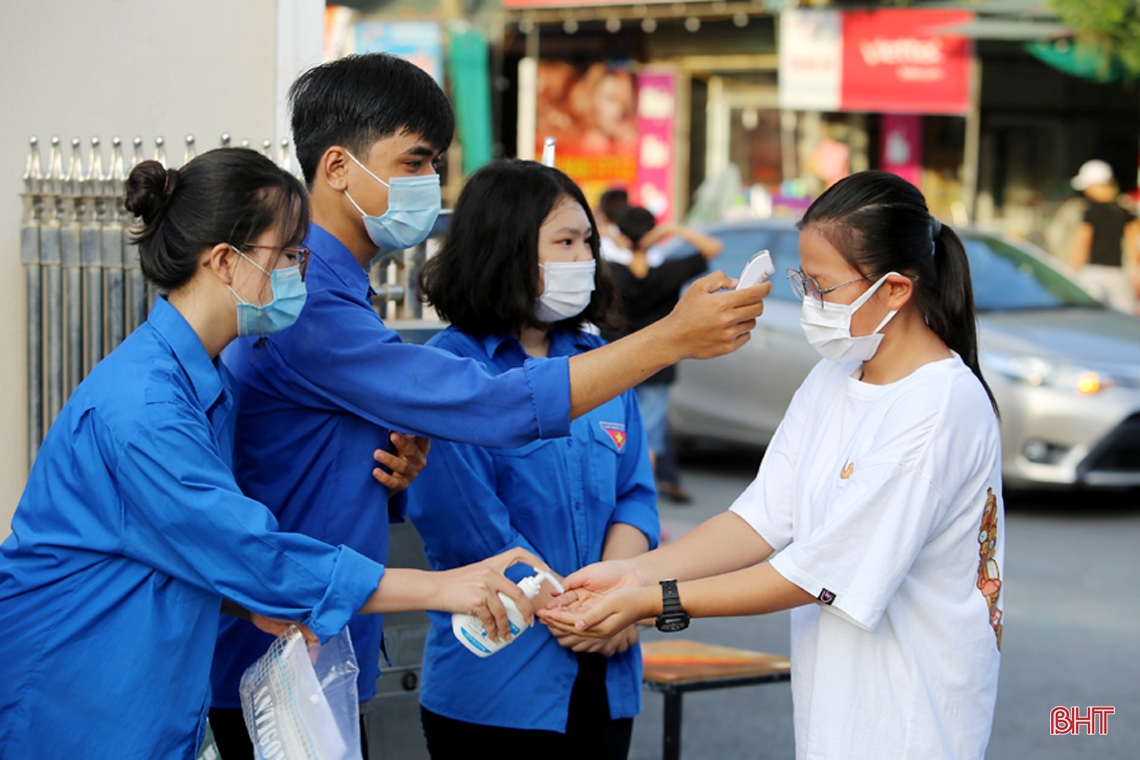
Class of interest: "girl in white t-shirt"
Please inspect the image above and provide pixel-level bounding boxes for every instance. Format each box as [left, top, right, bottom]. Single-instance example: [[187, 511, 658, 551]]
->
[[540, 171, 1004, 760]]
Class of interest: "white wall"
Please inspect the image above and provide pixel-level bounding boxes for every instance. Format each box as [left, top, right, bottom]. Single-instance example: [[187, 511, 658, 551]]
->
[[0, 0, 322, 535]]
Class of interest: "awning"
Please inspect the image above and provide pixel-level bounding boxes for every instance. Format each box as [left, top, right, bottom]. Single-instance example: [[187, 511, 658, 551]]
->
[[934, 19, 1071, 41]]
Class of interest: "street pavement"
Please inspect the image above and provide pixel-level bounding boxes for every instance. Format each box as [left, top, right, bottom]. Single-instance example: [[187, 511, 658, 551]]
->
[[628, 448, 1140, 760]]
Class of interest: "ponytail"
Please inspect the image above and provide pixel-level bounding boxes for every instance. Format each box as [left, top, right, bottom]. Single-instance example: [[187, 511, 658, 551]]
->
[[928, 225, 998, 415]]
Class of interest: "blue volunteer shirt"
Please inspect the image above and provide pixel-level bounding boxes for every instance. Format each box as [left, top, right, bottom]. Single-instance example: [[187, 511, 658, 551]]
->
[[408, 326, 660, 732], [211, 224, 573, 707], [0, 298, 383, 760]]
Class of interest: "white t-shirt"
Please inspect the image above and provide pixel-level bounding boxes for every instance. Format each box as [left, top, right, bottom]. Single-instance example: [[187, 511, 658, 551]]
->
[[599, 234, 666, 267], [731, 355, 1004, 760]]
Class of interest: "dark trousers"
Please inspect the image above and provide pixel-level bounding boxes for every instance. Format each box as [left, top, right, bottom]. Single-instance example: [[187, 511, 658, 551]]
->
[[420, 652, 633, 760], [209, 707, 369, 759]]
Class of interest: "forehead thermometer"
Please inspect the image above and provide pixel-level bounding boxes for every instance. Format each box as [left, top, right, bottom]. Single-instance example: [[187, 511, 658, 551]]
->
[[736, 250, 774, 290]]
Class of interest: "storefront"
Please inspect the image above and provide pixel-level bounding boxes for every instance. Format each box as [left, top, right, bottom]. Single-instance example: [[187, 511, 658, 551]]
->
[[499, 1, 784, 220], [499, 4, 981, 223], [327, 1, 1138, 244]]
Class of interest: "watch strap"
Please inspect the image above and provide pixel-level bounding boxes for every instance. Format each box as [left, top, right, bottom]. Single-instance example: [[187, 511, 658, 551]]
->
[[660, 578, 683, 616]]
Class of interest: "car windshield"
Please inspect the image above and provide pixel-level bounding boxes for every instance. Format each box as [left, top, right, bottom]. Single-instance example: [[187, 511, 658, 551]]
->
[[963, 235, 1102, 312]]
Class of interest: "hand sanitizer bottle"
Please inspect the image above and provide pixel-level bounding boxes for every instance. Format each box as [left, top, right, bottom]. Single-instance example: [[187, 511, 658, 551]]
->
[[452, 569, 564, 657]]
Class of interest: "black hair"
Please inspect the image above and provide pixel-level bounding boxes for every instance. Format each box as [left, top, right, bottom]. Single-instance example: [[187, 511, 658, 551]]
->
[[599, 188, 629, 222], [798, 170, 997, 414], [616, 206, 657, 250], [125, 148, 309, 291], [420, 160, 620, 336], [289, 53, 455, 185]]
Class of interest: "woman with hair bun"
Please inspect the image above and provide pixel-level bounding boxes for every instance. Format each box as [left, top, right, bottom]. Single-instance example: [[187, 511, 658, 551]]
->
[[542, 171, 1005, 760], [0, 148, 549, 760]]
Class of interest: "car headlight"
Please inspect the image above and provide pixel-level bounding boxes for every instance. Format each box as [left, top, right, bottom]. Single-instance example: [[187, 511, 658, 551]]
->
[[981, 353, 1115, 395]]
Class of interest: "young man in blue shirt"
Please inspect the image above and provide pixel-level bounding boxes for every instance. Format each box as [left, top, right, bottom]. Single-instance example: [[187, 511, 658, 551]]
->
[[208, 53, 770, 757]]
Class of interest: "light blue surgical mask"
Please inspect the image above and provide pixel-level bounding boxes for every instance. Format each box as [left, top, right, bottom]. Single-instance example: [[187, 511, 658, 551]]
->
[[228, 249, 307, 336], [344, 151, 441, 250]]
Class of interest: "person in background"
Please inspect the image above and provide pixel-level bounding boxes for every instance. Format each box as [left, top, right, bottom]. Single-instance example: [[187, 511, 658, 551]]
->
[[603, 206, 724, 503], [596, 188, 668, 269], [1069, 159, 1140, 314], [208, 53, 770, 758], [596, 188, 631, 264], [543, 171, 1004, 760], [0, 149, 549, 760], [409, 160, 658, 760]]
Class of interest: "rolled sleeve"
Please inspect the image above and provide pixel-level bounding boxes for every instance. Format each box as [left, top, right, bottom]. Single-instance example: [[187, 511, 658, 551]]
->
[[523, 355, 571, 440], [306, 547, 385, 640], [609, 503, 661, 548]]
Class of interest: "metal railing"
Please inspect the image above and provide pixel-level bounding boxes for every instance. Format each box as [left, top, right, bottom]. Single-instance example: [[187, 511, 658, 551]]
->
[[20, 133, 429, 466]]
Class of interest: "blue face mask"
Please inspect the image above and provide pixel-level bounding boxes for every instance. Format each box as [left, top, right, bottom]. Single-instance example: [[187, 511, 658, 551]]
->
[[228, 250, 307, 336], [344, 151, 441, 250]]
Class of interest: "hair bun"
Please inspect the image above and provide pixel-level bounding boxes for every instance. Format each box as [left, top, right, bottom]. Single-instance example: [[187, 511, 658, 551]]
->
[[125, 161, 177, 224]]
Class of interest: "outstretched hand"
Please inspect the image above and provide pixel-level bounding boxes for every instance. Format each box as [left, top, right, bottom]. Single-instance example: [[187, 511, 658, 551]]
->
[[539, 585, 656, 640], [536, 559, 653, 639], [665, 272, 771, 361], [546, 558, 643, 608]]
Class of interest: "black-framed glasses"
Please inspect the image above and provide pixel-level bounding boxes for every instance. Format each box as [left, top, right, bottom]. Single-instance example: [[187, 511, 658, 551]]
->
[[787, 269, 867, 309], [238, 244, 311, 279]]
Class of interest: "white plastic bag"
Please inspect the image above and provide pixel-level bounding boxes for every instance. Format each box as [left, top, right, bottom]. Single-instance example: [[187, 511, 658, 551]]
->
[[239, 626, 362, 760]]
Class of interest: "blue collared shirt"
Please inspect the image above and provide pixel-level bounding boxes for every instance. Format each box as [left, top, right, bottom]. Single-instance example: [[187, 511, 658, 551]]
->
[[408, 326, 659, 732], [211, 224, 573, 706], [0, 298, 383, 760]]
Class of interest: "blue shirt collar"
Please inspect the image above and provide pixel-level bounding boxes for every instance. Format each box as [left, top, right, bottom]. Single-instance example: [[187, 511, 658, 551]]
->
[[305, 223, 373, 298], [479, 327, 594, 360], [146, 297, 225, 411]]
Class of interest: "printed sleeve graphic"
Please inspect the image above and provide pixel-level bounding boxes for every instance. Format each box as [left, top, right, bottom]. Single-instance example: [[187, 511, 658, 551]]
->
[[976, 487, 1002, 650]]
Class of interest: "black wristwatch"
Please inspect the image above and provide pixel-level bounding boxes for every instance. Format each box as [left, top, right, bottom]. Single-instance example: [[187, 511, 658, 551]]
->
[[655, 579, 690, 632]]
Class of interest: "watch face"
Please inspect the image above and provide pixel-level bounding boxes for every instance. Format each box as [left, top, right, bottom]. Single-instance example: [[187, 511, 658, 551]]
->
[[656, 613, 690, 633]]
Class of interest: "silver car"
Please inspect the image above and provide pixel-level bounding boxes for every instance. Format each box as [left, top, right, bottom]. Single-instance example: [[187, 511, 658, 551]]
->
[[662, 219, 1140, 490]]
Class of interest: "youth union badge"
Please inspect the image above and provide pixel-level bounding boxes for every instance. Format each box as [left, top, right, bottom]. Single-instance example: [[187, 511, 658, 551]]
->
[[599, 421, 626, 451]]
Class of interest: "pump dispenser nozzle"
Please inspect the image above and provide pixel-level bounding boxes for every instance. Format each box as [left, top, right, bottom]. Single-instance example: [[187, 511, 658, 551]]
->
[[452, 567, 562, 657]]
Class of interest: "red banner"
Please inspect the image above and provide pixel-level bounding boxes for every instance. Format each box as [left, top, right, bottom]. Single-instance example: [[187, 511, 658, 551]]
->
[[634, 69, 676, 222], [840, 9, 973, 115]]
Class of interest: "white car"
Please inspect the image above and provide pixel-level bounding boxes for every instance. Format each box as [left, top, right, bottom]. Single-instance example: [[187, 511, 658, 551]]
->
[[662, 219, 1140, 490]]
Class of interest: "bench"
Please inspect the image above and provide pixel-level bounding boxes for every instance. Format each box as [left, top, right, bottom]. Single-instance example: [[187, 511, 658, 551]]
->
[[641, 639, 791, 760]]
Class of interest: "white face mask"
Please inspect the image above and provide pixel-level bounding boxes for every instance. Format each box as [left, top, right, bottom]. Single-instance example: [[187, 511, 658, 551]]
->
[[534, 260, 596, 323], [800, 272, 898, 362]]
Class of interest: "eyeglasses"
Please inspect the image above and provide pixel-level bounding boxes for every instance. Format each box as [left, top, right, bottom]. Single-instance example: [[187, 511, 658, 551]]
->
[[238, 244, 311, 279], [788, 268, 921, 309], [787, 269, 867, 310]]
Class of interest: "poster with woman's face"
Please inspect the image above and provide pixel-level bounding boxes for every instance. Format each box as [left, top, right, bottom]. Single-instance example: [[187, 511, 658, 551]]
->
[[536, 61, 639, 199]]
